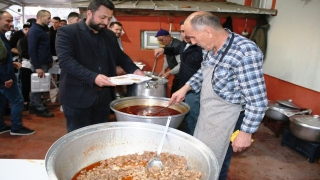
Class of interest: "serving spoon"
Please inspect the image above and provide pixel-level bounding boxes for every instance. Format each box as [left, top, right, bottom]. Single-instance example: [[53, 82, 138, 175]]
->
[[146, 116, 171, 172]]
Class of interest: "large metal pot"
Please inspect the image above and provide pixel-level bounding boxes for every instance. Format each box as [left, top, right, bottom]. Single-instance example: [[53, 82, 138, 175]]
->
[[289, 115, 320, 143], [45, 122, 219, 180], [265, 100, 309, 121], [125, 71, 168, 97], [110, 96, 190, 128]]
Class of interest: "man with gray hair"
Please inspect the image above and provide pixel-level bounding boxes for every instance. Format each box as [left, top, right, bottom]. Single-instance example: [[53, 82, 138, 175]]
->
[[170, 11, 268, 175], [28, 10, 54, 118]]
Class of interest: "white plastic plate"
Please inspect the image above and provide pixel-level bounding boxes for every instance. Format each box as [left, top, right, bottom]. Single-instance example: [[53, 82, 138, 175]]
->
[[110, 74, 151, 85]]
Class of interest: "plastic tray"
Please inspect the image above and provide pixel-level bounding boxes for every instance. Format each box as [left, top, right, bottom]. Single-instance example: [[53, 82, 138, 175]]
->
[[110, 74, 151, 85]]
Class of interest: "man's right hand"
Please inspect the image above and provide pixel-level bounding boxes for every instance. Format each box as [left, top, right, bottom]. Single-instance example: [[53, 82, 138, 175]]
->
[[95, 74, 116, 87], [4, 79, 13, 88], [154, 48, 164, 57], [169, 84, 191, 105], [36, 68, 46, 78]]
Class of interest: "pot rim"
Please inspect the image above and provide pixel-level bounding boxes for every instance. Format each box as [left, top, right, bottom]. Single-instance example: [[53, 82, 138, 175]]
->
[[110, 96, 190, 118]]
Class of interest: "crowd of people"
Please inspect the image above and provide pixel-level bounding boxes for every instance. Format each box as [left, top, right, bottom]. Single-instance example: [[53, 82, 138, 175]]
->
[[1, 0, 268, 179]]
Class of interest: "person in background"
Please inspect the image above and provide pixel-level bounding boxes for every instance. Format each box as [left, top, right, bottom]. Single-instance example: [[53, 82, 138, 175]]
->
[[28, 10, 54, 118], [0, 11, 35, 135], [79, 11, 87, 21], [55, 0, 144, 132], [109, 21, 123, 50], [154, 19, 202, 135], [17, 19, 36, 111], [108, 21, 125, 75], [67, 12, 80, 24], [9, 20, 33, 58], [155, 29, 182, 95], [49, 16, 60, 56], [169, 11, 268, 174], [60, 19, 67, 26]]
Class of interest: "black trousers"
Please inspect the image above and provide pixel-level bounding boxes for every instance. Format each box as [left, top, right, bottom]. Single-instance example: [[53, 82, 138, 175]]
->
[[19, 67, 32, 103], [170, 77, 180, 96]]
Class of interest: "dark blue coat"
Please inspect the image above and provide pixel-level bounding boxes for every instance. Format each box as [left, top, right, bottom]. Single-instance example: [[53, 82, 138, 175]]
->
[[0, 33, 16, 88], [164, 42, 203, 88], [55, 20, 139, 108]]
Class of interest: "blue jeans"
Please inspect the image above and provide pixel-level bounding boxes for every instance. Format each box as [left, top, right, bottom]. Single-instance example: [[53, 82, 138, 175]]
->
[[62, 90, 111, 132], [0, 82, 24, 131], [30, 64, 51, 111], [219, 111, 245, 180], [184, 91, 200, 135]]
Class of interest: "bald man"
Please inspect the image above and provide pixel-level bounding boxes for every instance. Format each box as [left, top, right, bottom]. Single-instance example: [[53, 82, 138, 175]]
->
[[170, 11, 267, 175], [0, 11, 35, 135]]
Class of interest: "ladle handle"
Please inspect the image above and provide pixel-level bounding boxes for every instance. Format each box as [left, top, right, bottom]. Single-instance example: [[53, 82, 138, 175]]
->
[[156, 116, 171, 157], [151, 56, 158, 76]]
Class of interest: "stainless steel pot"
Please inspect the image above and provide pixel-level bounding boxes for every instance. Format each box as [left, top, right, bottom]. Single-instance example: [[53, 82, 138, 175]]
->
[[289, 115, 320, 143], [265, 100, 309, 121], [125, 71, 168, 97], [110, 96, 190, 128], [45, 122, 219, 180]]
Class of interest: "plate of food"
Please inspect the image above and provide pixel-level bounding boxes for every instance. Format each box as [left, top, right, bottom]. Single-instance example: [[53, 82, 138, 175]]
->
[[110, 74, 151, 85]]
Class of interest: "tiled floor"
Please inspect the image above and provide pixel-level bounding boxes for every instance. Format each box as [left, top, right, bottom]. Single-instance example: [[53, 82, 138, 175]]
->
[[1, 98, 320, 179]]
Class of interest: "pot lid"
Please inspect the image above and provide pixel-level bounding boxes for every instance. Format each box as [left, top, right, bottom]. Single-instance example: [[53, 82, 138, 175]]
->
[[268, 101, 299, 111], [289, 115, 320, 130], [276, 99, 302, 109]]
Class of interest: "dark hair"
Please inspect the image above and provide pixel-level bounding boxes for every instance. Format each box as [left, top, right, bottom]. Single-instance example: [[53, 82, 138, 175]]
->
[[26, 18, 36, 26], [180, 19, 185, 25], [60, 19, 67, 23], [190, 12, 222, 31], [109, 21, 122, 28], [87, 0, 115, 13], [52, 16, 61, 21], [67, 12, 80, 19], [36, 10, 50, 19]]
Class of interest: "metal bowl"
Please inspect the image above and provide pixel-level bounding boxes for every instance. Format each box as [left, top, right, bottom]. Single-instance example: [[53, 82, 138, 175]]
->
[[110, 96, 190, 128], [45, 122, 219, 180]]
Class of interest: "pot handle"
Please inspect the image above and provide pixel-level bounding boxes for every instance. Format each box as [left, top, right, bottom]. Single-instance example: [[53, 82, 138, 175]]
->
[[146, 81, 157, 89]]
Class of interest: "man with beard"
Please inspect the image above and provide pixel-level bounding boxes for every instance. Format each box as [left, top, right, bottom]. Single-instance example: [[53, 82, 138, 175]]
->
[[28, 10, 54, 118], [108, 21, 123, 51], [55, 0, 144, 132]]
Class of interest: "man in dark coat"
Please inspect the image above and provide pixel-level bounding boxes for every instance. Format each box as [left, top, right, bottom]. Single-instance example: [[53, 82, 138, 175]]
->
[[55, 0, 144, 132]]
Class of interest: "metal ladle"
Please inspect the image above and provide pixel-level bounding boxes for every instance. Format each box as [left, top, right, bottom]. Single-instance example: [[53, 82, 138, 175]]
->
[[146, 116, 171, 172]]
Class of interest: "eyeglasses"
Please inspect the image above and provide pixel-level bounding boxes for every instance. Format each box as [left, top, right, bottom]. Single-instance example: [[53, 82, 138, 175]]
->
[[157, 37, 166, 42]]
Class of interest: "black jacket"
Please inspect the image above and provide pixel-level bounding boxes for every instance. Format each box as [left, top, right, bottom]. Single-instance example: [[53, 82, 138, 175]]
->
[[164, 42, 203, 88], [55, 19, 139, 108]]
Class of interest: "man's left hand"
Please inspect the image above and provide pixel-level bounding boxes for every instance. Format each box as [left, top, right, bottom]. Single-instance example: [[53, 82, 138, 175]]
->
[[231, 131, 252, 152], [4, 79, 13, 88], [13, 62, 21, 69], [133, 69, 145, 76]]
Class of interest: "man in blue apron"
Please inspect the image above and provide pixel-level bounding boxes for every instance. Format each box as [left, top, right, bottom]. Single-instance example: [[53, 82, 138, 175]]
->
[[169, 11, 268, 176]]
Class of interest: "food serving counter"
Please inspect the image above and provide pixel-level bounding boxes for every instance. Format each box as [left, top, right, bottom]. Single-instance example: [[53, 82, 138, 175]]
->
[[0, 159, 48, 179]]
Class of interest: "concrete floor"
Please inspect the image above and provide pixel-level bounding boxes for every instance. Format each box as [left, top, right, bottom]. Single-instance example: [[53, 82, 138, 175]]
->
[[1, 98, 320, 180]]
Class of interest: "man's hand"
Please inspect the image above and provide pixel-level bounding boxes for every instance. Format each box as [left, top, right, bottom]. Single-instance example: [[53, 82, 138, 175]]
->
[[4, 79, 13, 88], [169, 84, 191, 105], [116, 66, 126, 76], [160, 71, 170, 79], [133, 69, 145, 76], [158, 69, 165, 77], [95, 74, 116, 87], [154, 48, 164, 57], [231, 131, 252, 152], [13, 62, 21, 69], [36, 68, 46, 78]]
